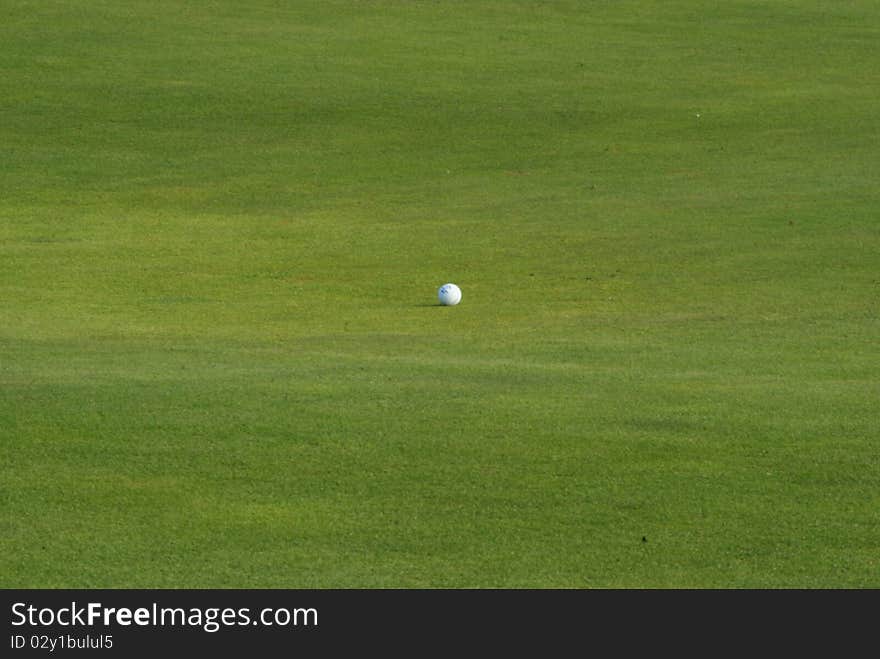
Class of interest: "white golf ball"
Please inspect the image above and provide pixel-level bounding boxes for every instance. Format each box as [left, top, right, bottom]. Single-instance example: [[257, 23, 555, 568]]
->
[[438, 283, 462, 306]]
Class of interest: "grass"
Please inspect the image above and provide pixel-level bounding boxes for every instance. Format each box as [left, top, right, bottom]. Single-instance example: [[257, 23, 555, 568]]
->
[[1, 0, 878, 588]]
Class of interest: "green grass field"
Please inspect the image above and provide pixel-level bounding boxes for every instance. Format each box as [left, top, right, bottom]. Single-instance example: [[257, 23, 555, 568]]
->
[[2, 0, 878, 588]]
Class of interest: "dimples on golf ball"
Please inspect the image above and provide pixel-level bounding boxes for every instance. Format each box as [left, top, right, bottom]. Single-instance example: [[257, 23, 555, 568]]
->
[[438, 283, 462, 306]]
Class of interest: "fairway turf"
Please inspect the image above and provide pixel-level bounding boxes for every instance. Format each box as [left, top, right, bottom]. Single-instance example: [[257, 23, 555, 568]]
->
[[2, 0, 878, 588]]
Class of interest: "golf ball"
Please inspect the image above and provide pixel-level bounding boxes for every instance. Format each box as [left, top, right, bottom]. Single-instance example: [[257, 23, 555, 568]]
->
[[438, 283, 462, 306]]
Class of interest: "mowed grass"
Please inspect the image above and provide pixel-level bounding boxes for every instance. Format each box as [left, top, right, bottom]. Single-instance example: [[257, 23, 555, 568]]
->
[[1, 0, 878, 587]]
